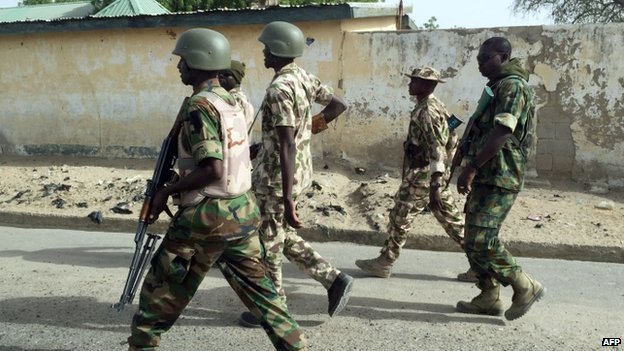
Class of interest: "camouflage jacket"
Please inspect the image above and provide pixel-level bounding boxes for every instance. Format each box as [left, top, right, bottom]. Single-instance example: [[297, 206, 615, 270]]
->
[[470, 58, 536, 192], [252, 62, 333, 197], [177, 83, 259, 240], [405, 94, 458, 178]]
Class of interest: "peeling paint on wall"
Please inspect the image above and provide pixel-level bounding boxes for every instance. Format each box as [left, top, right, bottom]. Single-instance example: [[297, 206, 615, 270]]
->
[[1, 22, 623, 187], [533, 63, 561, 92]]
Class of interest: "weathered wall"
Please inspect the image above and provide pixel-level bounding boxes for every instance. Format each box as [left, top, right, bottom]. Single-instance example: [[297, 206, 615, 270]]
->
[[329, 24, 624, 187], [0, 22, 623, 187], [0, 21, 344, 157]]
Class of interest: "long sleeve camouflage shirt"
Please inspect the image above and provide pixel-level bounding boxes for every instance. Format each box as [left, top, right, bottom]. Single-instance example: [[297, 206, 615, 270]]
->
[[406, 94, 457, 177], [470, 58, 536, 192], [252, 62, 333, 198]]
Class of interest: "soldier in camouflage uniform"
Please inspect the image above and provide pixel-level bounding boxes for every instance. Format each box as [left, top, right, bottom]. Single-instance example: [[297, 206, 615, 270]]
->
[[239, 21, 353, 328], [355, 66, 474, 281], [219, 60, 255, 132], [127, 28, 308, 351], [455, 37, 545, 320]]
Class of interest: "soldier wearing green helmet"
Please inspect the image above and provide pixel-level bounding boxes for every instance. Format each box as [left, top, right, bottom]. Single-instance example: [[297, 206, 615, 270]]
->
[[257, 20, 305, 58], [238, 21, 353, 328], [126, 27, 308, 351]]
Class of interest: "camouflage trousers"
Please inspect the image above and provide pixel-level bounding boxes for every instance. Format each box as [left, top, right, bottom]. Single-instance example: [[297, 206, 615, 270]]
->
[[380, 169, 464, 261], [128, 201, 307, 351], [463, 184, 523, 289], [255, 192, 340, 298]]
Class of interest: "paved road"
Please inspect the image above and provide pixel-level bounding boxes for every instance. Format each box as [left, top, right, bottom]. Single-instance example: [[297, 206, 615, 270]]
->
[[0, 226, 622, 351]]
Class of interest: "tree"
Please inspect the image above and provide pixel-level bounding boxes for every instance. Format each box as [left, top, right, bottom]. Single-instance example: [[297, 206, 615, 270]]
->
[[513, 0, 624, 24], [410, 16, 439, 30], [422, 16, 439, 29], [159, 0, 376, 11]]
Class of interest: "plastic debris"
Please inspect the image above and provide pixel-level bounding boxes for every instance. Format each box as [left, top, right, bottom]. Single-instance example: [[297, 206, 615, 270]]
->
[[595, 201, 615, 210]]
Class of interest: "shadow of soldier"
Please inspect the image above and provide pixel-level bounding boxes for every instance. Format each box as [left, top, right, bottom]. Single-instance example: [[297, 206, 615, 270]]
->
[[0, 283, 301, 332], [273, 264, 506, 327], [0, 247, 133, 269]]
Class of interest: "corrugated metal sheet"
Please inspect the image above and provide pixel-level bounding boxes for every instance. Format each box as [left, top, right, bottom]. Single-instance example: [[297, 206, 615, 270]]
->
[[0, 1, 94, 22], [0, 3, 413, 35], [93, 0, 170, 17]]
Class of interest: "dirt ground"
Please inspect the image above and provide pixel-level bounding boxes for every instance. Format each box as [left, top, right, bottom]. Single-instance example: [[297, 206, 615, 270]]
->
[[0, 155, 622, 249]]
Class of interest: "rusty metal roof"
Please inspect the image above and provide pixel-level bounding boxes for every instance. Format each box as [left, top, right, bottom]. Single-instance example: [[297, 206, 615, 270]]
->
[[93, 0, 170, 18], [0, 3, 414, 35]]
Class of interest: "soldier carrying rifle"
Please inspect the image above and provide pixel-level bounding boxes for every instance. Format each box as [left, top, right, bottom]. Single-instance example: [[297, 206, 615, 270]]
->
[[454, 36, 544, 321], [124, 28, 308, 351]]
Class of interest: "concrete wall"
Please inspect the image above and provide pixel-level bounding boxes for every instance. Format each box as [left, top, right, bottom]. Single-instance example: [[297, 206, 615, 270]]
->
[[329, 24, 624, 187], [1, 22, 623, 187], [0, 20, 344, 156]]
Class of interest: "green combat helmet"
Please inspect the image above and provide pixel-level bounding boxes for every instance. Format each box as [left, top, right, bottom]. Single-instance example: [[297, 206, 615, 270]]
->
[[172, 28, 231, 71], [258, 21, 305, 58]]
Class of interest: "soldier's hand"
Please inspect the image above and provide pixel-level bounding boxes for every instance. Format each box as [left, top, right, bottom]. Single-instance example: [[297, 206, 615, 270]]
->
[[311, 113, 328, 134], [284, 198, 304, 229], [148, 189, 169, 224], [428, 187, 443, 213], [457, 167, 477, 195]]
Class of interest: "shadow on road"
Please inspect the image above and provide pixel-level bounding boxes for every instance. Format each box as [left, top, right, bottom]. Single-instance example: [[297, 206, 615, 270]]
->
[[0, 247, 131, 269], [0, 247, 505, 331]]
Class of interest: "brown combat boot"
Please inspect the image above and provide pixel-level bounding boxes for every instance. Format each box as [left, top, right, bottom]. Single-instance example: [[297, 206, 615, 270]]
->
[[456, 267, 478, 283], [456, 280, 504, 316], [355, 255, 393, 278], [505, 272, 545, 320]]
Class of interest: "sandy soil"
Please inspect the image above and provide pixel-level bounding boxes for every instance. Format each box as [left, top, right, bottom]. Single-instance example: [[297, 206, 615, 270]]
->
[[0, 155, 622, 248]]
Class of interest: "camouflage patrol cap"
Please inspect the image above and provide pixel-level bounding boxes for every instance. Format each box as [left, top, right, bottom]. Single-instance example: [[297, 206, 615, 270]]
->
[[404, 66, 446, 83], [228, 60, 246, 84]]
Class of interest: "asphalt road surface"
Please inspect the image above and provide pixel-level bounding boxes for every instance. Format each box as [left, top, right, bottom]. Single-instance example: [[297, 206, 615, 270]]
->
[[0, 226, 622, 351]]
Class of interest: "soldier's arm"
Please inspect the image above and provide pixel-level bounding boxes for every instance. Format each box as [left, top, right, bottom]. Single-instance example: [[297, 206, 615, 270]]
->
[[311, 77, 347, 134], [312, 95, 346, 134], [457, 123, 512, 195], [469, 124, 512, 170], [149, 104, 224, 222], [470, 80, 524, 169], [164, 105, 224, 195], [318, 95, 347, 124], [419, 108, 447, 178], [276, 125, 303, 229], [266, 86, 303, 228]]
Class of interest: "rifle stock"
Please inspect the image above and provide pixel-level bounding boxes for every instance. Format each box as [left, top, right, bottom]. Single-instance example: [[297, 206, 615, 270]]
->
[[113, 97, 189, 312], [446, 86, 494, 189]]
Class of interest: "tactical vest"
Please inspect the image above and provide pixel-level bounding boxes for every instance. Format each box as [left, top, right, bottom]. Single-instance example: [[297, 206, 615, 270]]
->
[[177, 91, 252, 206]]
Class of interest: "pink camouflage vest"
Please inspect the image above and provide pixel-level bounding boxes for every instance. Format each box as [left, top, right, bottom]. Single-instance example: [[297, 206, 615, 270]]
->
[[177, 91, 252, 206]]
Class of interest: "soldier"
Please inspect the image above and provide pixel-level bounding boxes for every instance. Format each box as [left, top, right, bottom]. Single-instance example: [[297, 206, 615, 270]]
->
[[355, 66, 474, 281], [238, 21, 352, 328], [219, 60, 255, 132], [455, 36, 544, 320], [127, 28, 308, 350]]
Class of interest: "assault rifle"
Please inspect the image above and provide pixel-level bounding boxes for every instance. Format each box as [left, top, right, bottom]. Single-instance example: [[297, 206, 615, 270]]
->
[[446, 86, 494, 189], [113, 97, 188, 312]]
